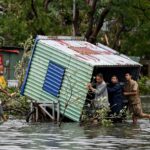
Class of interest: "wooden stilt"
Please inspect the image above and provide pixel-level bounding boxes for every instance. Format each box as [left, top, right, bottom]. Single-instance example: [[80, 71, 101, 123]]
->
[[57, 102, 60, 122], [52, 102, 55, 120], [35, 106, 38, 122]]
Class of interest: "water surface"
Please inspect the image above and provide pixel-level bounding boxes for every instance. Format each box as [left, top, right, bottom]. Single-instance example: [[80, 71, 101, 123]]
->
[[0, 97, 149, 150]]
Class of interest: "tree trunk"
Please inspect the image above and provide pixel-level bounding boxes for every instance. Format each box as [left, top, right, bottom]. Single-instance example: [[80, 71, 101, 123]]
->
[[72, 0, 80, 36], [31, 0, 38, 18], [112, 15, 125, 50], [88, 5, 111, 44], [85, 0, 98, 40], [112, 25, 125, 50]]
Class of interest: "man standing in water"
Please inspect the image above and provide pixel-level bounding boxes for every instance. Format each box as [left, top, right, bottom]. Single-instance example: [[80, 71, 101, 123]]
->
[[124, 73, 150, 124], [87, 73, 109, 109], [107, 75, 124, 115]]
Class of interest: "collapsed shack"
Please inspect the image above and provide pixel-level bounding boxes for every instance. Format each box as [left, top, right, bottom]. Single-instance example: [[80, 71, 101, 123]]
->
[[20, 35, 141, 123]]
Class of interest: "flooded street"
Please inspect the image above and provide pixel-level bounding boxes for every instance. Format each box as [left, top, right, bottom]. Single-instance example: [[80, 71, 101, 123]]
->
[[0, 97, 150, 150]]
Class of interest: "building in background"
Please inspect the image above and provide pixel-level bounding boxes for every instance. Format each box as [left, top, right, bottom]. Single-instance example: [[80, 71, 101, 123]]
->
[[0, 47, 23, 87]]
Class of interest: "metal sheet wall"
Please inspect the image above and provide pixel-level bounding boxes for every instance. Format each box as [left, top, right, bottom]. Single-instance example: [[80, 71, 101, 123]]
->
[[24, 41, 93, 121]]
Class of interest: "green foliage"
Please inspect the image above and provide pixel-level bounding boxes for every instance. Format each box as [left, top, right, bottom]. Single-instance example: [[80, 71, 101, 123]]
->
[[0, 36, 33, 117], [81, 107, 113, 127], [15, 35, 33, 87], [1, 87, 30, 116], [96, 108, 113, 127], [138, 76, 150, 95], [81, 100, 113, 127], [0, 0, 150, 57]]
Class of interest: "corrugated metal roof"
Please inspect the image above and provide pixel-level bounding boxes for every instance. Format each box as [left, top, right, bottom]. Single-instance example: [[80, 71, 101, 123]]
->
[[38, 36, 141, 67]]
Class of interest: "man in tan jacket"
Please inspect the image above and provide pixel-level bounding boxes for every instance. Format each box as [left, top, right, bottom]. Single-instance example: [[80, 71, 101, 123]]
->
[[124, 73, 150, 124]]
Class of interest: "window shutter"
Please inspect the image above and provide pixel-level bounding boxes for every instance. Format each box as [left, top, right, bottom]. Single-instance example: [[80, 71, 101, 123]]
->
[[43, 61, 65, 97]]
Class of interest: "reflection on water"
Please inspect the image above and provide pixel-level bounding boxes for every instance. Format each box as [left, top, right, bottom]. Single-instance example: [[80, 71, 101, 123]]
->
[[0, 97, 150, 150]]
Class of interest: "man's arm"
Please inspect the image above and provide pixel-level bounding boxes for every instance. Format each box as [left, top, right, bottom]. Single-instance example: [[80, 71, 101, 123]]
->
[[124, 91, 137, 96], [89, 84, 107, 95], [124, 81, 138, 96], [107, 85, 121, 93], [0, 87, 11, 96]]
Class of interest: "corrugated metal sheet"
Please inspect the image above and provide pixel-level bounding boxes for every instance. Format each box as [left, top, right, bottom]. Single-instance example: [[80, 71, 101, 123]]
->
[[23, 40, 93, 122]]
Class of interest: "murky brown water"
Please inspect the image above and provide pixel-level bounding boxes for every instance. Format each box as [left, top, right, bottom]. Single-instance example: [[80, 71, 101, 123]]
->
[[0, 97, 150, 150]]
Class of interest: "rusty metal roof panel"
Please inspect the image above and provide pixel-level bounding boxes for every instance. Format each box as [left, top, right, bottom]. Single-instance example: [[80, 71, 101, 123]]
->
[[38, 36, 141, 67]]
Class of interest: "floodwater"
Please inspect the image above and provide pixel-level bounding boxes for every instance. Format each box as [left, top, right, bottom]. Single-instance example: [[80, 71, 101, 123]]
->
[[0, 97, 150, 150]]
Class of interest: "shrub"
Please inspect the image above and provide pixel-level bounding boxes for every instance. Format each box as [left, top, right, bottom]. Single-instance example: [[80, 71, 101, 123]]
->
[[138, 76, 150, 95]]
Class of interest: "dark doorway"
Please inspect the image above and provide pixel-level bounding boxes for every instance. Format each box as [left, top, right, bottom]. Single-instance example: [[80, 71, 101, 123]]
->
[[92, 66, 141, 83]]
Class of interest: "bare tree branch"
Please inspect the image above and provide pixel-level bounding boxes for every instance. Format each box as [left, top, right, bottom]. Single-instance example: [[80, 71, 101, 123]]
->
[[73, 0, 80, 36]]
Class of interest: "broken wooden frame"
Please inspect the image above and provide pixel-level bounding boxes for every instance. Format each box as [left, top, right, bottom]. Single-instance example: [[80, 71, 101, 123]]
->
[[29, 101, 60, 122]]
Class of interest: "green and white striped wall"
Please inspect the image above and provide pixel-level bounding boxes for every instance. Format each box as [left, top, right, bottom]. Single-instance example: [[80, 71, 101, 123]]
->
[[22, 40, 93, 122]]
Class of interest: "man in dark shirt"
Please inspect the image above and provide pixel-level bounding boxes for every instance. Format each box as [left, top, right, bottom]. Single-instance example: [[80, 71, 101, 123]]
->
[[107, 75, 124, 115]]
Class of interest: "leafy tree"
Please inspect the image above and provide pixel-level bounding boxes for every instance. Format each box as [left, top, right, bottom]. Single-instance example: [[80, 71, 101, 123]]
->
[[0, 0, 150, 58]]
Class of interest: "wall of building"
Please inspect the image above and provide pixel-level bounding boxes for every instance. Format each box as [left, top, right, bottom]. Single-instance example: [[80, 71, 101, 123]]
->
[[1, 51, 23, 80]]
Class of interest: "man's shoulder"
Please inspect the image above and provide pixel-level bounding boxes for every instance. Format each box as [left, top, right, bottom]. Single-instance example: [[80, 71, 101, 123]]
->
[[97, 81, 106, 87], [130, 80, 138, 85], [116, 83, 122, 88], [102, 81, 106, 84], [102, 81, 107, 86]]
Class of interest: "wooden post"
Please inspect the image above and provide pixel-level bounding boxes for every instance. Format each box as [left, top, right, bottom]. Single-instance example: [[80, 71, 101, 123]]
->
[[57, 102, 60, 122], [35, 106, 38, 122], [30, 102, 33, 112], [30, 102, 34, 122], [52, 102, 55, 120]]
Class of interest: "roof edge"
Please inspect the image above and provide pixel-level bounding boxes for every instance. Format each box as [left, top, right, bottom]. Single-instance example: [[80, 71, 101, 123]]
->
[[37, 35, 85, 41]]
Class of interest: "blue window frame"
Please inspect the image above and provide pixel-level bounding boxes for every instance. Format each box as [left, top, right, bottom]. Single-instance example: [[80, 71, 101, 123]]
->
[[43, 61, 65, 97]]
